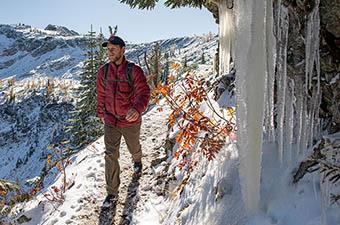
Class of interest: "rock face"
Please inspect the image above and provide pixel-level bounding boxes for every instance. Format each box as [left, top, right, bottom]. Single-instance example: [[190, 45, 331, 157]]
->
[[283, 0, 339, 133], [320, 0, 340, 38], [207, 0, 339, 133], [44, 24, 79, 36]]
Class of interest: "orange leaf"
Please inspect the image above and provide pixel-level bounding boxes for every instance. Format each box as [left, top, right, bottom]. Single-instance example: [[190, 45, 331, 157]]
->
[[167, 75, 175, 83], [168, 113, 176, 127], [56, 162, 62, 171], [0, 190, 7, 197], [31, 187, 41, 195], [171, 63, 181, 71], [47, 155, 52, 165], [176, 132, 183, 143]]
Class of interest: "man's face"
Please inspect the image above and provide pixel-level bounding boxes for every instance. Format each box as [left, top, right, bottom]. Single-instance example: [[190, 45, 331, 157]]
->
[[107, 43, 125, 63]]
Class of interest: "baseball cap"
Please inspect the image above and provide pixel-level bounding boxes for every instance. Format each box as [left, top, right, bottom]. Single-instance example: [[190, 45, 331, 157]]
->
[[102, 35, 126, 47]]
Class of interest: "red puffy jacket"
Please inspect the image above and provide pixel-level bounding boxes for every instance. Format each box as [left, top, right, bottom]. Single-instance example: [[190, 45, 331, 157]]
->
[[96, 58, 150, 127]]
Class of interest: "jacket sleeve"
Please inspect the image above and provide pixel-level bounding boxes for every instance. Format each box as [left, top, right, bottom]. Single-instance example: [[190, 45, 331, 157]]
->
[[96, 66, 106, 119], [131, 66, 150, 114]]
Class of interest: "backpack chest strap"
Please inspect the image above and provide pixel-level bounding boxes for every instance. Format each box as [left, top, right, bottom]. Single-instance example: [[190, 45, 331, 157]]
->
[[103, 62, 134, 89]]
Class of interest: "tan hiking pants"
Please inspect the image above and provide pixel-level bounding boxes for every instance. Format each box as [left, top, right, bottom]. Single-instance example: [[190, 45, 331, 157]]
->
[[104, 123, 142, 196]]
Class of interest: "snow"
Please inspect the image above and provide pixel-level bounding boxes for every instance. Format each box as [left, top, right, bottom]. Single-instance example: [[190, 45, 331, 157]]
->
[[0, 24, 86, 80], [0, 34, 14, 51], [133, 196, 165, 225], [7, 102, 171, 225], [329, 74, 339, 85], [216, 88, 235, 108], [0, 47, 85, 79]]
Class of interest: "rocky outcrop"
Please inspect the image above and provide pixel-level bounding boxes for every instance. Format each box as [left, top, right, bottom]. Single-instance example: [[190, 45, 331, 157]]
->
[[283, 0, 340, 133], [0, 59, 15, 70], [0, 29, 87, 57], [45, 24, 79, 36], [206, 0, 339, 133]]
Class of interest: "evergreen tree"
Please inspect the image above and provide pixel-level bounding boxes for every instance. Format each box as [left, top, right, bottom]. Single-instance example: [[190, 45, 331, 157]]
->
[[119, 0, 219, 22], [183, 55, 188, 69], [163, 52, 170, 84], [68, 26, 106, 149], [201, 51, 206, 64], [147, 42, 163, 87], [0, 179, 20, 194], [95, 30, 108, 69]]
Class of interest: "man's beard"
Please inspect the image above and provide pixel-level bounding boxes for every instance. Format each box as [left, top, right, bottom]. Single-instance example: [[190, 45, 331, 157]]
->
[[109, 54, 122, 64]]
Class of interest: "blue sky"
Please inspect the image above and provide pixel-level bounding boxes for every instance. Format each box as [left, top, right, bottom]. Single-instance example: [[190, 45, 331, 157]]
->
[[0, 0, 217, 44]]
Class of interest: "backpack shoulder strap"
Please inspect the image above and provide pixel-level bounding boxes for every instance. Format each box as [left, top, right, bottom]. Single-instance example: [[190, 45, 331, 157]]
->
[[126, 62, 134, 88], [103, 63, 110, 88]]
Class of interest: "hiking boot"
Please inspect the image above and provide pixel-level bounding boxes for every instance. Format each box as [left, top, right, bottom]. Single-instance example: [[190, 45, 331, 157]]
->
[[102, 194, 117, 208], [133, 161, 143, 174]]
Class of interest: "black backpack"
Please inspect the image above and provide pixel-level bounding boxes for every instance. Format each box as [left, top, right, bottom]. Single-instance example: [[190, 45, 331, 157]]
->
[[102, 62, 134, 89]]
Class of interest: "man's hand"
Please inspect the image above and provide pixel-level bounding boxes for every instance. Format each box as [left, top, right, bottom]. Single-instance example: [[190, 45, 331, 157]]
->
[[126, 108, 139, 122], [100, 117, 105, 124]]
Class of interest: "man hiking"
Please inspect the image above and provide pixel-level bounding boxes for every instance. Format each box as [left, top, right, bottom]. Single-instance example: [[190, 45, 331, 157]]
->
[[96, 35, 150, 207]]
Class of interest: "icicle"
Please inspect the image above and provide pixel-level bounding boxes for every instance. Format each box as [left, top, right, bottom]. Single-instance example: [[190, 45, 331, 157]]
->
[[274, 0, 282, 44], [305, 13, 312, 93], [235, 0, 253, 213], [311, 87, 322, 147], [313, 93, 322, 140], [296, 85, 308, 157], [235, 0, 266, 214], [265, 0, 276, 142], [305, 0, 320, 94], [309, 87, 316, 147], [275, 5, 289, 164], [305, 109, 311, 152], [284, 79, 294, 164], [316, 22, 321, 95], [295, 78, 304, 156], [218, 0, 234, 75], [301, 0, 321, 152], [301, 98, 308, 156], [264, 88, 270, 140]]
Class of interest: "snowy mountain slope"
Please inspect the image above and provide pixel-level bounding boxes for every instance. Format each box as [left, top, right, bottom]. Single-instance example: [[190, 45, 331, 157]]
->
[[126, 35, 216, 67], [0, 24, 217, 81], [0, 24, 87, 79], [0, 76, 75, 190]]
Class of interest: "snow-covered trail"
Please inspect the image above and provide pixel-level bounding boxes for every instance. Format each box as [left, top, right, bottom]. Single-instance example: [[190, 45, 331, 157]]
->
[[77, 105, 170, 225], [11, 104, 170, 225]]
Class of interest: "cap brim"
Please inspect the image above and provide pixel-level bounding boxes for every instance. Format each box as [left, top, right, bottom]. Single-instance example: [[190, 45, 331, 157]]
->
[[102, 42, 108, 47]]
